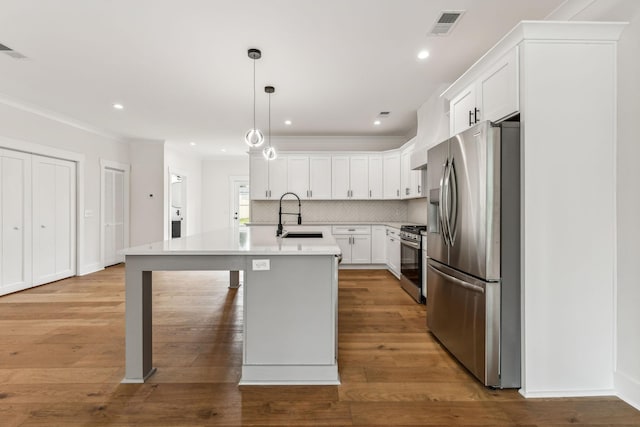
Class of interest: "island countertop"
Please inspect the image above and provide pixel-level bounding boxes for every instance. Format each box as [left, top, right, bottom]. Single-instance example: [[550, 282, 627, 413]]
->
[[121, 225, 341, 256]]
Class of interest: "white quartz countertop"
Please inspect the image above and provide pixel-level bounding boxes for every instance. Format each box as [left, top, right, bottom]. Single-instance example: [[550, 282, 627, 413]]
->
[[248, 221, 411, 230], [122, 225, 341, 256]]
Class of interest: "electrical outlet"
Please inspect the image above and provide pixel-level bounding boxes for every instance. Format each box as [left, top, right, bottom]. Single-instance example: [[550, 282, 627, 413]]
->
[[252, 259, 270, 271]]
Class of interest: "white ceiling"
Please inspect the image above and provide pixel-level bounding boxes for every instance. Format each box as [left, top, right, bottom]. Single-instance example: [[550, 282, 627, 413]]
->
[[0, 0, 566, 156]]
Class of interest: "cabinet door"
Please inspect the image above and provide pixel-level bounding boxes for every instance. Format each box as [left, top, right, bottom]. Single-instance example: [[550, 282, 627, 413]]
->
[[478, 47, 519, 123], [309, 155, 332, 199], [383, 152, 401, 199], [371, 225, 387, 264], [368, 155, 383, 199], [287, 156, 310, 199], [250, 155, 269, 199], [389, 236, 401, 277], [400, 147, 412, 199], [350, 235, 371, 264], [412, 169, 425, 198], [450, 84, 477, 136], [268, 156, 288, 200], [0, 150, 32, 293], [32, 155, 76, 286], [349, 156, 369, 199], [334, 235, 351, 264], [331, 156, 350, 199]]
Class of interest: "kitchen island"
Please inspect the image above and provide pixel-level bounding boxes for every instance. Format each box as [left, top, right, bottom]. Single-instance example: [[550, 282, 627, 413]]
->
[[121, 225, 341, 385]]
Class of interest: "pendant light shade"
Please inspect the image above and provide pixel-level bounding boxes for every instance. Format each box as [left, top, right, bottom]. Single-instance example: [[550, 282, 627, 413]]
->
[[263, 85, 277, 160], [244, 48, 265, 148]]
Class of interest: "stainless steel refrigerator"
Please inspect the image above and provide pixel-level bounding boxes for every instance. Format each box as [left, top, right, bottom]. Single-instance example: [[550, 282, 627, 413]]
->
[[426, 120, 520, 388]]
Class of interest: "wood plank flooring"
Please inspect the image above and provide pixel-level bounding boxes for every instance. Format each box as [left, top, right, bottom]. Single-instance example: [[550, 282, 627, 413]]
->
[[0, 266, 638, 426]]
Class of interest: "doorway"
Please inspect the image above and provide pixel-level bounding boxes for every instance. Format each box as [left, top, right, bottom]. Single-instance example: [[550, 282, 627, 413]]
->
[[169, 172, 187, 238], [230, 176, 250, 228], [101, 160, 130, 267]]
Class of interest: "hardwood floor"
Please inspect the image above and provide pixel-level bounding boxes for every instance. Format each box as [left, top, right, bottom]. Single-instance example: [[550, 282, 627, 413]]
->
[[0, 266, 638, 426]]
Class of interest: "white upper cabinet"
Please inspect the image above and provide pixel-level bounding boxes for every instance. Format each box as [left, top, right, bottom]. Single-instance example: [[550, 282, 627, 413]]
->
[[331, 155, 369, 200], [399, 143, 424, 199], [368, 155, 383, 199], [308, 155, 332, 199], [449, 47, 519, 136], [383, 152, 401, 199], [349, 155, 369, 199], [250, 154, 288, 200], [287, 156, 309, 199], [331, 156, 350, 199]]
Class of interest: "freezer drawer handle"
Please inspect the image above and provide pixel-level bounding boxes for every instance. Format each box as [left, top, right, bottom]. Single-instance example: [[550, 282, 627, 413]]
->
[[429, 264, 485, 294]]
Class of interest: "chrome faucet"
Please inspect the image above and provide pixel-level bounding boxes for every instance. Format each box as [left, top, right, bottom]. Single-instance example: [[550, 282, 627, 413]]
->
[[277, 192, 302, 236]]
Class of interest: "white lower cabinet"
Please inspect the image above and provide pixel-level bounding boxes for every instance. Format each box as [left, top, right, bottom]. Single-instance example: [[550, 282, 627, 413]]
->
[[386, 227, 401, 278], [371, 225, 387, 264], [332, 225, 371, 264]]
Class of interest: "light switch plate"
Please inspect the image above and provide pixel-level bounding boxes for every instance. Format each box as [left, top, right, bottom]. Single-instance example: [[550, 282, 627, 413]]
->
[[252, 259, 270, 271]]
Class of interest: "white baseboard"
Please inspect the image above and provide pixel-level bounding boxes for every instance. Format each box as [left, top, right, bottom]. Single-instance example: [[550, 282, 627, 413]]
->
[[615, 370, 640, 411], [338, 264, 388, 270], [519, 388, 616, 399], [78, 263, 104, 276]]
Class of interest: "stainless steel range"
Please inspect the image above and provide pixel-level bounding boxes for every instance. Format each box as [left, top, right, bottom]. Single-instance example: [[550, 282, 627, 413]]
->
[[399, 225, 427, 303]]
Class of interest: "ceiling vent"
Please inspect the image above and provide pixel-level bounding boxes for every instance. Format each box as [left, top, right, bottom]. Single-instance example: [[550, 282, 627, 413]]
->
[[0, 42, 28, 59], [428, 10, 465, 36], [377, 111, 391, 118]]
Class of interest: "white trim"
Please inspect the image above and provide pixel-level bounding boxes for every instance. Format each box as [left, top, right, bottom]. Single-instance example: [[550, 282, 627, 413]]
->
[[100, 159, 131, 268], [519, 388, 616, 399], [0, 92, 127, 142], [0, 136, 84, 280], [78, 263, 104, 276], [615, 370, 640, 411]]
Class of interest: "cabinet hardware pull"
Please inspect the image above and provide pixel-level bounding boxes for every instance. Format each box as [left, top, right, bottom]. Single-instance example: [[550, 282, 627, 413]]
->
[[369, 190, 372, 198], [13, 226, 19, 230], [418, 185, 421, 193], [469, 110, 474, 127], [396, 189, 399, 197], [474, 107, 480, 123]]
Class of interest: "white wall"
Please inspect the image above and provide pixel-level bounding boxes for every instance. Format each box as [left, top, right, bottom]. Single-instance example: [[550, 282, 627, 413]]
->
[[165, 146, 203, 238], [129, 140, 165, 246], [614, 9, 640, 411], [0, 100, 130, 274], [540, 0, 640, 406], [202, 156, 249, 231]]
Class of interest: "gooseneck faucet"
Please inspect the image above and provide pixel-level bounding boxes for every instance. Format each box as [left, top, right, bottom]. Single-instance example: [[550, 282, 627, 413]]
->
[[277, 192, 302, 236]]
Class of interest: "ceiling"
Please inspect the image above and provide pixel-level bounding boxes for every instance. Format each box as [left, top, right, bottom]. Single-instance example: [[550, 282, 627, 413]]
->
[[0, 0, 566, 156]]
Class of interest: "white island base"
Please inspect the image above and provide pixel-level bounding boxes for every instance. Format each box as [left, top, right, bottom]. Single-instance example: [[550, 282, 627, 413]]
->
[[121, 227, 340, 385]]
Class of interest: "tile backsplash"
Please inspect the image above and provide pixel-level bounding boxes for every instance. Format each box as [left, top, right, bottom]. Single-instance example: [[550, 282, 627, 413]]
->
[[251, 200, 410, 224]]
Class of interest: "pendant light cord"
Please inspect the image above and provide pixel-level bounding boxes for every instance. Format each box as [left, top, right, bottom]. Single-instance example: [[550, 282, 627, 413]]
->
[[268, 91, 271, 147], [252, 59, 256, 129]]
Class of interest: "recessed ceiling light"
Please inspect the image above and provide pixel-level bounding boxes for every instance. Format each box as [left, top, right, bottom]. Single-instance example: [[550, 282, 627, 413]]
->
[[284, 120, 292, 125], [374, 120, 381, 126], [189, 142, 196, 146], [417, 50, 430, 60], [113, 103, 124, 110]]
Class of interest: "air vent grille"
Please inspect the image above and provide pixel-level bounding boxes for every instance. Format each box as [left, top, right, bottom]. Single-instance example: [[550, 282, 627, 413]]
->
[[429, 10, 465, 36], [378, 111, 391, 117]]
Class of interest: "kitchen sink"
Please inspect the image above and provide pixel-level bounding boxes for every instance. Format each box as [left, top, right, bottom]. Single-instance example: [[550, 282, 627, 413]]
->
[[282, 231, 323, 238]]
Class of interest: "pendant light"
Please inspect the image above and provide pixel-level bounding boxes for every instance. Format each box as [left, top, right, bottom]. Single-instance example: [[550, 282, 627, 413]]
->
[[244, 48, 265, 147], [263, 85, 277, 160]]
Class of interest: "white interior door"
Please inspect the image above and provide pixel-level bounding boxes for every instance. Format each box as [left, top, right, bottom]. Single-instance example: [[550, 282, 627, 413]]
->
[[0, 149, 32, 294], [104, 168, 125, 266], [32, 155, 76, 285]]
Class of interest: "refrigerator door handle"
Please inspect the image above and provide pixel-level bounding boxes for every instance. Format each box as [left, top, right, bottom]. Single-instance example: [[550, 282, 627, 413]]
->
[[429, 263, 485, 294], [442, 160, 454, 246], [439, 160, 451, 246], [447, 159, 458, 243]]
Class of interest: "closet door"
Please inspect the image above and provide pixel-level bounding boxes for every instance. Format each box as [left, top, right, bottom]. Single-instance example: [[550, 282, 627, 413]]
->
[[0, 149, 32, 294], [32, 155, 76, 285], [104, 167, 125, 266]]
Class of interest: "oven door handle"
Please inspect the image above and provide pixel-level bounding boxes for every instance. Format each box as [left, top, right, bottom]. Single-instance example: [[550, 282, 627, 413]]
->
[[400, 239, 420, 250]]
